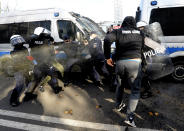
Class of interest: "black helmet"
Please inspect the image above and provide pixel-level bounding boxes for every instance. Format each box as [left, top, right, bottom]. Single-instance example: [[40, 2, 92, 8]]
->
[[10, 35, 26, 46]]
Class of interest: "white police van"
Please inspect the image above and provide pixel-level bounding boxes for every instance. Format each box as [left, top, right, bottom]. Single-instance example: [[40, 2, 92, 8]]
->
[[136, 0, 184, 81], [0, 8, 105, 56]]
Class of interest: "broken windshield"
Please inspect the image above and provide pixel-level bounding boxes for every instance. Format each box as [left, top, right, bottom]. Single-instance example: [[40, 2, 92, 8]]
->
[[76, 17, 105, 39]]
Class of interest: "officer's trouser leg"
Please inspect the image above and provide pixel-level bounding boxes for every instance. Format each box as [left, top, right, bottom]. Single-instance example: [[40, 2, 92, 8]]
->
[[95, 61, 110, 78], [33, 66, 43, 90], [13, 72, 25, 95], [10, 72, 25, 106], [88, 64, 101, 82]]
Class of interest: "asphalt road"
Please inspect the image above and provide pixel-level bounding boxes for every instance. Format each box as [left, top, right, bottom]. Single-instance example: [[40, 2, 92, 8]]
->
[[0, 75, 183, 131]]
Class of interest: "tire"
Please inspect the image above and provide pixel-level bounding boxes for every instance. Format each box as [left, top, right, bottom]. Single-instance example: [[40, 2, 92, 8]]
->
[[70, 64, 82, 73], [172, 61, 184, 82]]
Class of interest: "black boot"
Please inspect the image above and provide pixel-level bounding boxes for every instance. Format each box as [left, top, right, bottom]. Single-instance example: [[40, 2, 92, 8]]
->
[[52, 86, 63, 94], [23, 92, 37, 102], [10, 90, 20, 107]]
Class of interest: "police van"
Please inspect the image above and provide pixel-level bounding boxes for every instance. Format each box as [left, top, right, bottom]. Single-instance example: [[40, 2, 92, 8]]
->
[[136, 0, 184, 81], [0, 8, 105, 56]]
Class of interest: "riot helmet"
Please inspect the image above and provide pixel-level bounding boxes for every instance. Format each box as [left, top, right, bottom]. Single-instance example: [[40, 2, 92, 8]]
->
[[33, 27, 54, 45], [34, 27, 51, 36], [136, 21, 148, 28], [10, 35, 26, 46]]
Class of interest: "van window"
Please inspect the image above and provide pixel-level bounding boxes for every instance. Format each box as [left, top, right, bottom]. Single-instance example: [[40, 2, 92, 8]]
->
[[57, 20, 77, 40], [0, 21, 51, 43], [19, 23, 28, 38], [0, 24, 9, 43], [28, 21, 51, 35], [150, 7, 184, 36]]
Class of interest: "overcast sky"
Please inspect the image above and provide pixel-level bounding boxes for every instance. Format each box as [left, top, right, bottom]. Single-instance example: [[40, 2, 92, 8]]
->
[[0, 0, 140, 22]]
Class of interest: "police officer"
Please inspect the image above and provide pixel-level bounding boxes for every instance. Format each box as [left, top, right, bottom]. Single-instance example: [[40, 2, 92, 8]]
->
[[136, 21, 147, 31], [9, 35, 32, 106], [104, 16, 143, 127], [28, 27, 63, 94], [88, 31, 110, 86]]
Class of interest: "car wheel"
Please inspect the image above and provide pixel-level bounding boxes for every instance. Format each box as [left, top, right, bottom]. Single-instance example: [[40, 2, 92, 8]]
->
[[172, 62, 184, 82]]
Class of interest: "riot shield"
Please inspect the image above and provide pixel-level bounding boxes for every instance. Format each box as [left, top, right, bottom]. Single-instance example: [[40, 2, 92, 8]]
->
[[144, 22, 164, 42], [143, 37, 174, 80]]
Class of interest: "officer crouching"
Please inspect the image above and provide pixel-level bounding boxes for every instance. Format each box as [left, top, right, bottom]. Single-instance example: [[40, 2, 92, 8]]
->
[[28, 27, 64, 94], [9, 35, 32, 106]]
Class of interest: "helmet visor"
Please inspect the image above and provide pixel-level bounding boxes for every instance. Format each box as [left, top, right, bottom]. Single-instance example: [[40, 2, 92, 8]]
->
[[11, 36, 26, 46]]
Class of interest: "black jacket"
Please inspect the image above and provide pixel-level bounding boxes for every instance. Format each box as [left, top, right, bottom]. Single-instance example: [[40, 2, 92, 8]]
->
[[28, 34, 54, 48], [10, 46, 32, 73], [10, 46, 28, 56], [104, 27, 143, 60]]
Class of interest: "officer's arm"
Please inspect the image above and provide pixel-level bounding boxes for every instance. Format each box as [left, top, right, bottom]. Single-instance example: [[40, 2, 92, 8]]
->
[[104, 30, 117, 59]]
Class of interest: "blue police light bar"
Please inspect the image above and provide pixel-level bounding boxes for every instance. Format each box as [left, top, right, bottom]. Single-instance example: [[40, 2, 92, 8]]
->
[[151, 1, 157, 6], [54, 12, 59, 17]]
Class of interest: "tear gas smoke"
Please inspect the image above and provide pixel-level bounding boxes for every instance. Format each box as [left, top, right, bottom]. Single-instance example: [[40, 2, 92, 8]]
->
[[36, 84, 101, 119], [55, 42, 91, 72], [0, 76, 14, 100]]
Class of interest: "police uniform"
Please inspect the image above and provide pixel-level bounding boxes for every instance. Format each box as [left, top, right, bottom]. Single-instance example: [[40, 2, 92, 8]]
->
[[28, 33, 63, 94], [88, 35, 110, 84], [10, 35, 32, 106]]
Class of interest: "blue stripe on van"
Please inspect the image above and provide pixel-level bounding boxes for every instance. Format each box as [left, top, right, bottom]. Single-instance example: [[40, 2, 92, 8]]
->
[[166, 47, 184, 54], [0, 52, 10, 56]]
